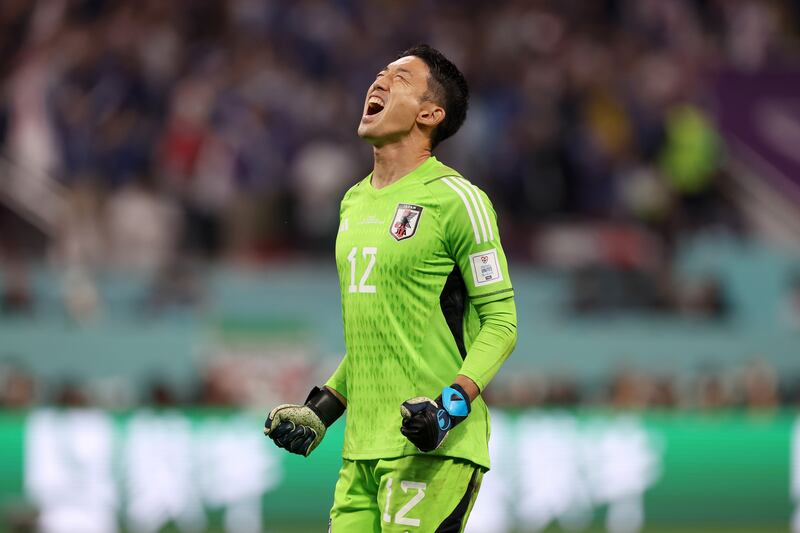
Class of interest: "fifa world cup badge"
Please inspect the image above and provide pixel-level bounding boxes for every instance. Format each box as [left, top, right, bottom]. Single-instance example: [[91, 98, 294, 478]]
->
[[469, 249, 503, 286], [390, 204, 423, 241]]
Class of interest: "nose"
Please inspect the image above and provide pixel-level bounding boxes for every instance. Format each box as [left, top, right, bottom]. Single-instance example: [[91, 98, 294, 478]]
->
[[373, 76, 389, 93]]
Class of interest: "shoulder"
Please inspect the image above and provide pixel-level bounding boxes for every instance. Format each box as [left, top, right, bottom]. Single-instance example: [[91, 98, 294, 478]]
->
[[423, 173, 495, 219], [424, 173, 499, 247]]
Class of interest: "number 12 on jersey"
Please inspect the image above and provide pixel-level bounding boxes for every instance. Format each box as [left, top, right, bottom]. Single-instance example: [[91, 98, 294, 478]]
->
[[347, 247, 377, 293]]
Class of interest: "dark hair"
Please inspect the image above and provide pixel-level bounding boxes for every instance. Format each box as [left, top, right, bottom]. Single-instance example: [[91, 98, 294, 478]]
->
[[397, 44, 469, 149]]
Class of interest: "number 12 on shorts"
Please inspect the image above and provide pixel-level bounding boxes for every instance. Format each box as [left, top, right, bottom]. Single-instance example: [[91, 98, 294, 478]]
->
[[383, 478, 426, 527]]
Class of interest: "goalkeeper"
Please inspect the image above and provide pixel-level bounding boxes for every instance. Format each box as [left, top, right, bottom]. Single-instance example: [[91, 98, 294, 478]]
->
[[265, 44, 517, 532]]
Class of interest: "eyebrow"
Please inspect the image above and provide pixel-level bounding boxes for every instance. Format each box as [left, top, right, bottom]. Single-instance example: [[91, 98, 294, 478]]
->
[[378, 66, 413, 77]]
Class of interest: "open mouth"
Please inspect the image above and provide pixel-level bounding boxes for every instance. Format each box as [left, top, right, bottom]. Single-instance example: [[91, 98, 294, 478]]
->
[[366, 95, 385, 116]]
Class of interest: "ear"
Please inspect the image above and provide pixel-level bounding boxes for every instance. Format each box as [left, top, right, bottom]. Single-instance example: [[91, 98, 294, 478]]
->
[[417, 103, 445, 129]]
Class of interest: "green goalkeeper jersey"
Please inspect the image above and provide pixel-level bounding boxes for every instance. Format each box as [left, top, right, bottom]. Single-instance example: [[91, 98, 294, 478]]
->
[[325, 156, 513, 470]]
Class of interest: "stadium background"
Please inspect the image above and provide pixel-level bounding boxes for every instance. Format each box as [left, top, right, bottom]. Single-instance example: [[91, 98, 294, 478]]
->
[[0, 0, 799, 532]]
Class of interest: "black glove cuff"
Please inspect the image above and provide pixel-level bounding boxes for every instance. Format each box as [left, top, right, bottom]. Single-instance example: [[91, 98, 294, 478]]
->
[[305, 386, 346, 427]]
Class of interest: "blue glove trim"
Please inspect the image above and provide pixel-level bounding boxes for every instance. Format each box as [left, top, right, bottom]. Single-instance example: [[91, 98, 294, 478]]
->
[[436, 409, 452, 430], [441, 385, 470, 417]]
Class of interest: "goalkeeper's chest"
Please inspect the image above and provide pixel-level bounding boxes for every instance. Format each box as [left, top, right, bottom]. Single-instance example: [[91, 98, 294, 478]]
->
[[335, 194, 450, 294]]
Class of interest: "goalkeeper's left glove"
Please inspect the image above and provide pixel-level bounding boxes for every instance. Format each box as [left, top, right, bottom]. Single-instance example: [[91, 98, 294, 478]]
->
[[400, 383, 471, 452], [264, 386, 345, 457]]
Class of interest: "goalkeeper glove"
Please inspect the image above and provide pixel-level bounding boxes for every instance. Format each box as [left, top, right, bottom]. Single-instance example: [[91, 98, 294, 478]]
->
[[264, 386, 345, 456], [400, 383, 471, 452]]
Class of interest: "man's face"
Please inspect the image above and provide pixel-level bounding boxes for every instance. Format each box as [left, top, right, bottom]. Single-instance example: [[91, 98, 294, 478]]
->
[[357, 56, 436, 146]]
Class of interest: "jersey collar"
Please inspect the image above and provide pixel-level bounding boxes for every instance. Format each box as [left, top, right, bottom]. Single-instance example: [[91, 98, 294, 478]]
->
[[365, 156, 438, 196]]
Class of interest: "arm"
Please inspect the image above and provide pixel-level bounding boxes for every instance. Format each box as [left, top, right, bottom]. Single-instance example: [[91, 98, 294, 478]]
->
[[324, 354, 348, 406], [454, 296, 517, 401], [324, 386, 347, 407], [401, 177, 517, 451], [401, 297, 517, 451], [266, 190, 354, 456]]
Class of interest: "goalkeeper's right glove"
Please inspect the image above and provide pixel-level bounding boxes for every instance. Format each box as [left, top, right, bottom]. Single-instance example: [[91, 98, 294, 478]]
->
[[264, 386, 345, 457]]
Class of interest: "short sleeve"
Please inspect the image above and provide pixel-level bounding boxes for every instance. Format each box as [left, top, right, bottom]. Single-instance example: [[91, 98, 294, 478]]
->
[[438, 176, 514, 303]]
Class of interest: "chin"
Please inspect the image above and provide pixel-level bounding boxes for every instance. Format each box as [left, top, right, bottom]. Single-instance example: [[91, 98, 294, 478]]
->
[[357, 123, 381, 143], [358, 125, 410, 148]]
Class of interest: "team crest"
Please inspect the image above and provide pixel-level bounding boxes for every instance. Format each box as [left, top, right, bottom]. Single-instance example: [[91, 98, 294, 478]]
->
[[390, 203, 423, 241]]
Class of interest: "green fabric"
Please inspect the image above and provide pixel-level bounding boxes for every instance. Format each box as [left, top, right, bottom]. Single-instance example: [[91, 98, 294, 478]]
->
[[659, 104, 722, 194], [459, 296, 517, 392], [326, 355, 348, 399], [325, 156, 514, 470], [329, 455, 482, 532]]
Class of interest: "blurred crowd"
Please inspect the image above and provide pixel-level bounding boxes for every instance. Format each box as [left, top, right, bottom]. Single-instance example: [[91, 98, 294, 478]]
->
[[485, 359, 794, 410], [1, 0, 797, 270], [0, 356, 796, 412], [1, 0, 799, 413]]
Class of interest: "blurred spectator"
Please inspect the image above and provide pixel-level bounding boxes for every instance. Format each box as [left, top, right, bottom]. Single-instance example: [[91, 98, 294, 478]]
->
[[1, 259, 34, 315], [292, 140, 358, 249], [144, 257, 205, 313], [146, 379, 180, 408], [106, 174, 180, 272], [544, 376, 582, 407], [55, 183, 105, 268], [196, 365, 239, 407], [609, 368, 651, 409], [61, 266, 100, 323], [650, 375, 677, 408], [52, 381, 90, 407], [570, 266, 668, 315], [676, 275, 730, 320], [0, 362, 37, 408], [695, 371, 731, 410], [659, 105, 722, 201], [742, 359, 779, 411]]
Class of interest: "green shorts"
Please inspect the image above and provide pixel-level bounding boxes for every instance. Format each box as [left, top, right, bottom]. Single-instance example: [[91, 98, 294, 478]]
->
[[329, 455, 483, 532]]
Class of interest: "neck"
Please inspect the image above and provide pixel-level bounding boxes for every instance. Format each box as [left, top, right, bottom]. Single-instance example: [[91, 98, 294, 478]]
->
[[371, 138, 431, 189]]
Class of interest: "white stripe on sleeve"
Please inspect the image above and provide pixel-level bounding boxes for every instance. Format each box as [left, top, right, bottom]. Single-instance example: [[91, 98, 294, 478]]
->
[[459, 177, 495, 242], [441, 176, 482, 244], [452, 177, 488, 243]]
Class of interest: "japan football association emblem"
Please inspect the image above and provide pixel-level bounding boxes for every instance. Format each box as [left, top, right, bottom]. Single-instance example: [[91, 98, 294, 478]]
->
[[390, 203, 423, 241]]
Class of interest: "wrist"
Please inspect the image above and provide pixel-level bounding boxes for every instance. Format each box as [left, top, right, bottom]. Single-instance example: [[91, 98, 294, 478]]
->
[[439, 383, 471, 422], [453, 374, 480, 401], [304, 386, 346, 427], [324, 385, 347, 407]]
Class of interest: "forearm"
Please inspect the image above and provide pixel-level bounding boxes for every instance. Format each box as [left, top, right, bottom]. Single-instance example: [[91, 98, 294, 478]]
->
[[453, 374, 480, 402], [401, 297, 516, 452], [456, 296, 517, 396], [324, 354, 348, 405]]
